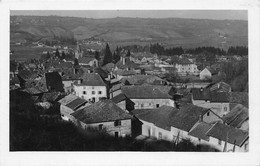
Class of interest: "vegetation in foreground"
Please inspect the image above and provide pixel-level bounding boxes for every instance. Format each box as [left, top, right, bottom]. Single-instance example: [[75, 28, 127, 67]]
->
[[10, 112, 218, 151]]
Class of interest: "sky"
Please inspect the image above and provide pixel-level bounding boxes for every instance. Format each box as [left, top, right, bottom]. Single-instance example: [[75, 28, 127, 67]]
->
[[10, 10, 247, 20]]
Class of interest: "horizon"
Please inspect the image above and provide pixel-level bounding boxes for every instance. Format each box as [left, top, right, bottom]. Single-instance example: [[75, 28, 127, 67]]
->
[[10, 10, 248, 21]]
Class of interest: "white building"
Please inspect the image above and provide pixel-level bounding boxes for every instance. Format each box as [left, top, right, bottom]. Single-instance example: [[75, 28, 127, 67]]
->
[[74, 73, 107, 102], [200, 67, 212, 80]]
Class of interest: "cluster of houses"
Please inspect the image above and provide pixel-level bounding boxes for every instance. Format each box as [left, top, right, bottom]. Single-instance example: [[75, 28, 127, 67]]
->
[[10, 46, 249, 152]]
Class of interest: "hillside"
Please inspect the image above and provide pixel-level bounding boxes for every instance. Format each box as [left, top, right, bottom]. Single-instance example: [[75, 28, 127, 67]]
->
[[10, 15, 248, 48]]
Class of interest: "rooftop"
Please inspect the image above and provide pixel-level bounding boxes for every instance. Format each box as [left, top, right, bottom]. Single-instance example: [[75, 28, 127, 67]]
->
[[71, 100, 133, 124], [188, 122, 213, 141], [223, 104, 248, 129], [75, 73, 106, 86], [135, 104, 209, 132], [122, 85, 172, 99], [206, 122, 248, 147]]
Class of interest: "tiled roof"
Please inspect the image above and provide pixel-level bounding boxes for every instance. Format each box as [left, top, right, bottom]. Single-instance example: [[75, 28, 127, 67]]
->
[[135, 106, 176, 131], [111, 93, 127, 104], [59, 94, 88, 110], [116, 58, 139, 69], [93, 67, 108, 79], [66, 98, 88, 110], [170, 104, 209, 132], [58, 94, 79, 105], [78, 57, 96, 64], [206, 122, 248, 147], [114, 69, 136, 76], [188, 122, 213, 141], [18, 70, 38, 81], [135, 104, 209, 132], [41, 92, 61, 102], [205, 81, 231, 93], [122, 85, 172, 99], [210, 92, 229, 103], [191, 88, 211, 100], [22, 87, 43, 94], [71, 100, 133, 124], [75, 73, 106, 86], [56, 61, 73, 69], [178, 58, 192, 64], [223, 104, 248, 128], [191, 88, 229, 103], [120, 74, 164, 85]]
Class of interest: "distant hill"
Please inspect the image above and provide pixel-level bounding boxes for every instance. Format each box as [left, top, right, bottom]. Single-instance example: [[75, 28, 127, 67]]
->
[[10, 15, 248, 48]]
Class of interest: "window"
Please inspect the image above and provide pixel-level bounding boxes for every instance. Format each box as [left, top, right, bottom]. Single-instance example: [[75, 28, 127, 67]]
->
[[218, 139, 222, 145], [114, 120, 121, 126], [158, 132, 162, 140], [224, 107, 227, 112], [207, 112, 210, 116], [141, 104, 144, 108], [98, 91, 102, 95], [115, 132, 119, 138], [156, 104, 160, 108], [83, 91, 86, 95], [198, 138, 201, 142], [98, 124, 103, 131], [92, 97, 95, 102], [92, 91, 95, 95]]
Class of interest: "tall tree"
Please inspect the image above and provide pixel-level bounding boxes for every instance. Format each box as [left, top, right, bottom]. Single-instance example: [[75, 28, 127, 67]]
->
[[74, 58, 79, 67], [94, 51, 101, 61], [102, 43, 113, 66], [113, 47, 121, 63], [126, 50, 131, 57]]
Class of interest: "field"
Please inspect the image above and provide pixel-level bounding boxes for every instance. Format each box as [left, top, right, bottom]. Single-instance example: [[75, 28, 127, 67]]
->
[[10, 44, 55, 61]]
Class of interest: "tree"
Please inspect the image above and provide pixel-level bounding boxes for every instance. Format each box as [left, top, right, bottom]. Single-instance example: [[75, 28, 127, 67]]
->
[[74, 58, 79, 67], [102, 43, 113, 66], [126, 50, 131, 57], [61, 51, 66, 60], [94, 51, 101, 61], [55, 49, 60, 58], [113, 47, 121, 63]]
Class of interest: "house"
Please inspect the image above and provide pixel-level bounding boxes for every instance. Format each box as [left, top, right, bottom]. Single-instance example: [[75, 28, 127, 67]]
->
[[200, 67, 212, 80], [174, 57, 199, 75], [223, 104, 248, 131], [132, 104, 221, 141], [206, 122, 249, 152], [115, 56, 139, 71], [58, 94, 89, 121], [73, 73, 107, 102], [205, 81, 231, 93], [191, 88, 230, 117], [111, 93, 135, 112], [188, 122, 213, 145], [78, 57, 98, 67], [120, 74, 167, 85], [121, 85, 175, 109], [70, 100, 133, 137]]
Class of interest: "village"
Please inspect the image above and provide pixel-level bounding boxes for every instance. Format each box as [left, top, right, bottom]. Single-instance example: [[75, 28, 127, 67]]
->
[[9, 39, 249, 152]]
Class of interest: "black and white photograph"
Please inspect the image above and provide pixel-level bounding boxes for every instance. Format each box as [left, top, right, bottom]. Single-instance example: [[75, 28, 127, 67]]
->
[[1, 0, 260, 165]]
